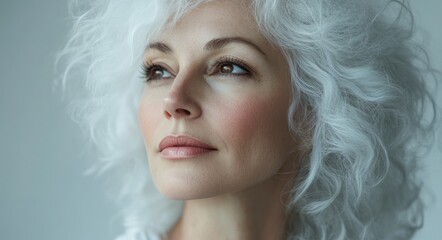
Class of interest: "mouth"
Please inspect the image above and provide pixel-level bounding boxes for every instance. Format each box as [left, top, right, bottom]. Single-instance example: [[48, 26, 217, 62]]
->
[[158, 135, 217, 159]]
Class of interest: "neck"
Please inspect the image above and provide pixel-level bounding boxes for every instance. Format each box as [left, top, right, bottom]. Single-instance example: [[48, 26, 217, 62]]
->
[[166, 172, 294, 240]]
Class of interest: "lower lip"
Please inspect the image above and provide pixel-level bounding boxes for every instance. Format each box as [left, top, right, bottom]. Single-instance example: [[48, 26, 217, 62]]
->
[[160, 147, 216, 159]]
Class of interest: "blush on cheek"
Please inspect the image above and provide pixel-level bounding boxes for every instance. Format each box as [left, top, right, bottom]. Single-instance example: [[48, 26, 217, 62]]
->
[[216, 91, 292, 168], [218, 96, 273, 148]]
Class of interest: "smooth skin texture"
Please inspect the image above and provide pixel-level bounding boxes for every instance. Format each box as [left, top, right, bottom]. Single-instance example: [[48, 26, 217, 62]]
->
[[138, 0, 299, 239]]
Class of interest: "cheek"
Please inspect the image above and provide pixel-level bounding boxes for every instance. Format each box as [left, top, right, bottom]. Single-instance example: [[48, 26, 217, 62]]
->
[[138, 96, 163, 151], [218, 93, 291, 156], [211, 91, 294, 190], [220, 98, 261, 142]]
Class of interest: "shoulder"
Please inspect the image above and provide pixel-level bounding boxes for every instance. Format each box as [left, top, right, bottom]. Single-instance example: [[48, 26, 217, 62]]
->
[[115, 228, 163, 240]]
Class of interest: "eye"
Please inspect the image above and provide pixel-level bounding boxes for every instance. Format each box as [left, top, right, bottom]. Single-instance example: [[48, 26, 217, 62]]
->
[[219, 63, 248, 75], [212, 57, 252, 77], [143, 64, 173, 81]]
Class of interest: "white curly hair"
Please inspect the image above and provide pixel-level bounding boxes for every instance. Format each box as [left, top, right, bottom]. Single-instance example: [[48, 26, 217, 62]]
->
[[56, 0, 439, 239]]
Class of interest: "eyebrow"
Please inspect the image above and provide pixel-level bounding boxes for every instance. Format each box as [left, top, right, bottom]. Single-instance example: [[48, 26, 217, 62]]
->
[[146, 42, 172, 53], [204, 37, 267, 57], [146, 37, 268, 58]]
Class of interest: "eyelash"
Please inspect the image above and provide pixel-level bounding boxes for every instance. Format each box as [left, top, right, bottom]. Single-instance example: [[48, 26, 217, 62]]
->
[[141, 56, 253, 82]]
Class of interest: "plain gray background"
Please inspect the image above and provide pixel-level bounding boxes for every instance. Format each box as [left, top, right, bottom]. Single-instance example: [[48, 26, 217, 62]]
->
[[0, 1, 440, 240]]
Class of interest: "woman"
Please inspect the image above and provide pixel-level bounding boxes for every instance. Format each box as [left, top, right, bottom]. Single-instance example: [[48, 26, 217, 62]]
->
[[57, 0, 439, 239]]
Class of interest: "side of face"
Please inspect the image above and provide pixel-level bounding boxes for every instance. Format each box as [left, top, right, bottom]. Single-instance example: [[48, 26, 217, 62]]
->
[[138, 0, 298, 200]]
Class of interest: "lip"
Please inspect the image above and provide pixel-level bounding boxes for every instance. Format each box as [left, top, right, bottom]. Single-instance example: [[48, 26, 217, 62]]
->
[[158, 135, 217, 159]]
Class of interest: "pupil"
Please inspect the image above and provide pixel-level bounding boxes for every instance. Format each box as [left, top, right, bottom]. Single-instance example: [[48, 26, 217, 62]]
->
[[221, 64, 233, 73]]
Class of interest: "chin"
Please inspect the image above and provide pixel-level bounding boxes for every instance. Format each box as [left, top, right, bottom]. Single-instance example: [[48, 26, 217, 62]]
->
[[157, 183, 224, 201], [153, 173, 228, 200]]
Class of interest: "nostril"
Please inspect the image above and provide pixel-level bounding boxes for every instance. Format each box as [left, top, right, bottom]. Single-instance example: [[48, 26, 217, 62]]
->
[[176, 108, 191, 115]]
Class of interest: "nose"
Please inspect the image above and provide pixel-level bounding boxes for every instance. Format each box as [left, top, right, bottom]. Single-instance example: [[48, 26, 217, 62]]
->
[[163, 79, 202, 120]]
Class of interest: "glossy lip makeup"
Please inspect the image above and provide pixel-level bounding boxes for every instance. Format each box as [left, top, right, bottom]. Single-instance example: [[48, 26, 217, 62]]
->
[[159, 135, 217, 159]]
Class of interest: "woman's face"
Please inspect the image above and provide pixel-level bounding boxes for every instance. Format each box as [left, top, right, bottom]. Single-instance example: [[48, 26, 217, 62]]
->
[[138, 0, 297, 200]]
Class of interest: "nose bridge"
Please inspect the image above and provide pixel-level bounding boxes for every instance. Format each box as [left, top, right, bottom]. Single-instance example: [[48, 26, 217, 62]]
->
[[167, 76, 189, 101], [167, 67, 198, 103], [163, 69, 202, 119]]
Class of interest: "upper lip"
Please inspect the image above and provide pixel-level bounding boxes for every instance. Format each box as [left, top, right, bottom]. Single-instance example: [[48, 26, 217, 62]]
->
[[159, 135, 217, 152]]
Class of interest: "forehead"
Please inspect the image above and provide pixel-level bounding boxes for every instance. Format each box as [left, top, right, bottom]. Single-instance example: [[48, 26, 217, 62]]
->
[[151, 0, 280, 58]]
